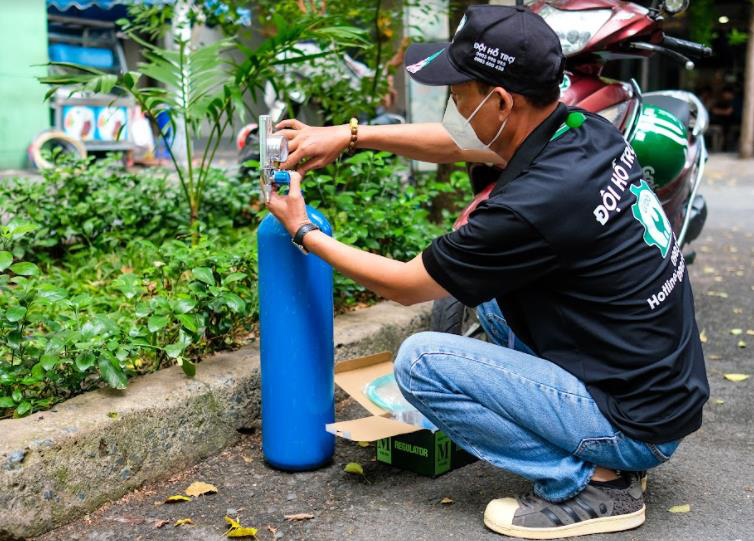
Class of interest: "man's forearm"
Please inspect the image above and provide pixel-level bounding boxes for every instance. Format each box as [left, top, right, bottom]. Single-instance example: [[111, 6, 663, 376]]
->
[[356, 122, 504, 165], [300, 230, 444, 306], [302, 230, 409, 303]]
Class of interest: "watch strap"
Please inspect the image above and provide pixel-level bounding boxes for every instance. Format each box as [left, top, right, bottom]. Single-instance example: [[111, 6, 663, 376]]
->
[[292, 222, 320, 254]]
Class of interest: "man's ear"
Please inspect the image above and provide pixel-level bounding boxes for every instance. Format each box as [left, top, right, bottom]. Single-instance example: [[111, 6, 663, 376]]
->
[[494, 87, 514, 116]]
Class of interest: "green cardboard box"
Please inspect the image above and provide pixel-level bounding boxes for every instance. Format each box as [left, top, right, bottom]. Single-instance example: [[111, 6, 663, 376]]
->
[[376, 429, 477, 477], [327, 352, 477, 477]]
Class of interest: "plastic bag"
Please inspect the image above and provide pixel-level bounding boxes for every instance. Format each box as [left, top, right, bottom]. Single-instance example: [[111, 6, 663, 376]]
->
[[364, 373, 437, 431]]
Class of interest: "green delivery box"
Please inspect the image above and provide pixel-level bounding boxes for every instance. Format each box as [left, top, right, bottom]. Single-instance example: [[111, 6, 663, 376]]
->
[[375, 428, 477, 477], [326, 352, 477, 477]]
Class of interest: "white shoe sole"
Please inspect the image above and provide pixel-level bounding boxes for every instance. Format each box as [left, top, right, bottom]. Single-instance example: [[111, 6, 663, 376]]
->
[[484, 504, 646, 540]]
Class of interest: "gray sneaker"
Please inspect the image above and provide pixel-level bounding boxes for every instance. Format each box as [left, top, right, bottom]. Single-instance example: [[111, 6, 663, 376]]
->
[[621, 470, 648, 493], [484, 474, 645, 539]]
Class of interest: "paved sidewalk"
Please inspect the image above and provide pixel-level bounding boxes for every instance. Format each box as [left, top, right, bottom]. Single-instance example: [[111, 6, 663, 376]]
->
[[31, 155, 753, 541]]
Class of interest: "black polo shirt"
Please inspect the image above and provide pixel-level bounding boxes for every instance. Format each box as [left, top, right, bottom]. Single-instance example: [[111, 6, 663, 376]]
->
[[422, 103, 709, 444]]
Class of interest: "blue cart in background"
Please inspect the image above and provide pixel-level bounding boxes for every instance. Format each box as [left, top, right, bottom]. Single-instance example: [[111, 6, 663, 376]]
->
[[30, 10, 138, 168]]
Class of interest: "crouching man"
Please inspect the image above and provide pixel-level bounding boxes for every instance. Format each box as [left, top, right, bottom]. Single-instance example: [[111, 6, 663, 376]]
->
[[265, 5, 709, 538]]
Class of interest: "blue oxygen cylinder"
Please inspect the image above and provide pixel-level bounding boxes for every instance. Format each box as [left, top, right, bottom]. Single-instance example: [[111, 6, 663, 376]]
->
[[257, 206, 335, 470]]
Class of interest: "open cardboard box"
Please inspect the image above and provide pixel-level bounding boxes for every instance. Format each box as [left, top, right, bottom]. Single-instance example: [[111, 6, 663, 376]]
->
[[326, 351, 476, 477]]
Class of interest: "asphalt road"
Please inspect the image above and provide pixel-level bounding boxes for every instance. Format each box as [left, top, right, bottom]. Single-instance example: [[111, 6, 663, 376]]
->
[[32, 154, 754, 541]]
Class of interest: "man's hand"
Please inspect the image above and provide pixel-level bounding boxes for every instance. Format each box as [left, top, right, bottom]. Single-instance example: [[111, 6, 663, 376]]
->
[[265, 171, 311, 237], [275, 119, 351, 174]]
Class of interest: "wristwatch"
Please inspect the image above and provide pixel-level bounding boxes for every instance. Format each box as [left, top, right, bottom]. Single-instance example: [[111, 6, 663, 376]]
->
[[292, 222, 320, 254]]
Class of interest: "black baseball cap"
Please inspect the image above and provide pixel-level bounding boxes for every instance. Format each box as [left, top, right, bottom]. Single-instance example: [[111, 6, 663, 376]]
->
[[404, 4, 565, 95]]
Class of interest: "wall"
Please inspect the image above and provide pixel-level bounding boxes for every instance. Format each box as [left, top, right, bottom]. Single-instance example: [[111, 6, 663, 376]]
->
[[0, 0, 50, 170]]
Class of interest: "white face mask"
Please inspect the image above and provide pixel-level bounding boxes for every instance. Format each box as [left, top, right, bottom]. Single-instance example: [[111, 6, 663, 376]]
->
[[442, 89, 508, 152]]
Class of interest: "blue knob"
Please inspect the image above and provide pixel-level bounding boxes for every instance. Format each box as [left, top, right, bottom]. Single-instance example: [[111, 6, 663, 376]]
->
[[273, 170, 291, 185]]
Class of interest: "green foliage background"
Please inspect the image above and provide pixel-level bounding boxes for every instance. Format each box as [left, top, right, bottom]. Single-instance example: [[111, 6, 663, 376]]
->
[[1, 0, 471, 420], [0, 153, 469, 419]]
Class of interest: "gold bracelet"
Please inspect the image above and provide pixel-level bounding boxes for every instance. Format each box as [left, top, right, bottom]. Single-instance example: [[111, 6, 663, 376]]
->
[[346, 117, 358, 154]]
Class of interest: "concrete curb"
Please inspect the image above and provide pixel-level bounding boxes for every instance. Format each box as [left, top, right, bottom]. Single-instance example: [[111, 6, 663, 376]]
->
[[0, 301, 431, 540]]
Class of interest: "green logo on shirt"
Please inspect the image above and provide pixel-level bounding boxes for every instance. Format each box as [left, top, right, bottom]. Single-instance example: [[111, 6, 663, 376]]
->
[[630, 180, 672, 258]]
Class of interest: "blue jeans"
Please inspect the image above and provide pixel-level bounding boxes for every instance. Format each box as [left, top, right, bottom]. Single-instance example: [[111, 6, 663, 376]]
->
[[393, 299, 681, 503]]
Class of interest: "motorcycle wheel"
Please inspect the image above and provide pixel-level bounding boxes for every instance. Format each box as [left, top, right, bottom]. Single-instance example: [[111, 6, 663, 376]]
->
[[429, 296, 486, 339]]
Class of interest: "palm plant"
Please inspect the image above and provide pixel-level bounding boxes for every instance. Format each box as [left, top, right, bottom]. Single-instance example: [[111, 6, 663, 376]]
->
[[39, 15, 365, 243]]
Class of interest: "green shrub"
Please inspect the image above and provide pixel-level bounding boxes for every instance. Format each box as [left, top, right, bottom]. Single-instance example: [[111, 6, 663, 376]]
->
[[0, 226, 258, 418], [0, 151, 470, 418], [0, 153, 259, 260]]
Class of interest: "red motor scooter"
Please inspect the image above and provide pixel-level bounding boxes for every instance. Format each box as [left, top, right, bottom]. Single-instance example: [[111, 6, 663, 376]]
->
[[431, 0, 713, 337]]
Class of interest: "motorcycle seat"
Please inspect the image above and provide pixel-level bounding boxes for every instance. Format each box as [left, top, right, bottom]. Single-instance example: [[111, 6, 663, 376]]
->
[[642, 94, 691, 130]]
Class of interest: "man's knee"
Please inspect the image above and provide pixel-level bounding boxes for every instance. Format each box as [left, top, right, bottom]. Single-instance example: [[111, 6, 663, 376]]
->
[[394, 331, 442, 392]]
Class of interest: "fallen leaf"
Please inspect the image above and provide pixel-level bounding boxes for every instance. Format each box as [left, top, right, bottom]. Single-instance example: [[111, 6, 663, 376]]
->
[[107, 411, 118, 418], [747, 330, 754, 336], [267, 525, 278, 535], [440, 497, 455, 505], [706, 291, 729, 298], [733, 308, 743, 314], [699, 329, 707, 343], [284, 513, 315, 521], [730, 329, 743, 336], [703, 266, 715, 274], [225, 516, 258, 538], [153, 519, 170, 528], [357, 441, 370, 448], [185, 481, 217, 497], [738, 340, 747, 349], [165, 495, 191, 503], [175, 518, 193, 526], [241, 454, 253, 464], [344, 462, 364, 476], [708, 354, 721, 360], [724, 373, 750, 382], [668, 504, 690, 513], [714, 399, 725, 405], [227, 527, 258, 537]]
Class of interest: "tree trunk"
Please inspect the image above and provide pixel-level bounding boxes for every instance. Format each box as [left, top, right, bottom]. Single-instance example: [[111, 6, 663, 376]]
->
[[739, 4, 754, 159]]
